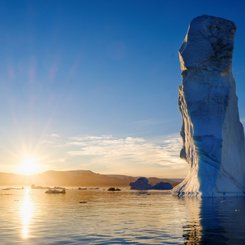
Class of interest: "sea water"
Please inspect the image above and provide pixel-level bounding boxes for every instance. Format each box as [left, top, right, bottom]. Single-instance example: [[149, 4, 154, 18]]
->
[[0, 188, 244, 244]]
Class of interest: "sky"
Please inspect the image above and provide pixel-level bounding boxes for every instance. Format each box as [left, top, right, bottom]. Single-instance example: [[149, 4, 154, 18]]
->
[[0, 0, 245, 177]]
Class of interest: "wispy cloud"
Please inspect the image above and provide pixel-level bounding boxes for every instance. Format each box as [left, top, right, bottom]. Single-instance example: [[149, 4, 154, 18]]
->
[[66, 133, 187, 177], [50, 133, 60, 138]]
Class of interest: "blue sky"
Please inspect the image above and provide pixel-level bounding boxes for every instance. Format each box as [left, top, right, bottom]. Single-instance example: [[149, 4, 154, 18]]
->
[[0, 0, 245, 177]]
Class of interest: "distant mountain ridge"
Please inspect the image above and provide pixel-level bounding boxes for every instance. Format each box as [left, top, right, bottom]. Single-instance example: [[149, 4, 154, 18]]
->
[[0, 170, 182, 187]]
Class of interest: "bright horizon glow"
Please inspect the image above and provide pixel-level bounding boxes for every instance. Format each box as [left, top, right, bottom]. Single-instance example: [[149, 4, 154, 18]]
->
[[18, 156, 41, 176]]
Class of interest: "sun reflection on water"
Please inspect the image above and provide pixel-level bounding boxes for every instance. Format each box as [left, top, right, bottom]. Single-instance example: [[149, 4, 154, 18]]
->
[[20, 187, 33, 239]]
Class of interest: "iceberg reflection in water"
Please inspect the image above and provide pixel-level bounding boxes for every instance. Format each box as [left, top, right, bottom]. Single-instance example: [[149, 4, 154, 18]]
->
[[183, 197, 245, 244], [0, 189, 244, 244]]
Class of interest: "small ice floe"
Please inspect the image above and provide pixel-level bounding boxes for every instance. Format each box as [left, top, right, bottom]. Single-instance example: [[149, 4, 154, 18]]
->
[[107, 187, 121, 192], [45, 187, 66, 194], [2, 187, 24, 190]]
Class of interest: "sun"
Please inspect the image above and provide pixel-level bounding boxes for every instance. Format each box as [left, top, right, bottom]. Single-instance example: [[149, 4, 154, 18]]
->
[[18, 156, 40, 175]]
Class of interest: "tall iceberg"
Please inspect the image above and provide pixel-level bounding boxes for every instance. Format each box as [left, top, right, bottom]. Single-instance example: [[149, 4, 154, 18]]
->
[[173, 15, 245, 196]]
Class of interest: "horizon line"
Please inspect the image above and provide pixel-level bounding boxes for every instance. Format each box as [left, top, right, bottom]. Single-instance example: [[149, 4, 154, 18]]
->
[[0, 169, 184, 179]]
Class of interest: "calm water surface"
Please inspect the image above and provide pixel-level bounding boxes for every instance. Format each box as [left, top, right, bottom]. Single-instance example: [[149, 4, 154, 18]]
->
[[0, 188, 244, 244]]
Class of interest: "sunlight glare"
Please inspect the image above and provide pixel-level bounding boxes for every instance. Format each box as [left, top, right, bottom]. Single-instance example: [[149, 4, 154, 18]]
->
[[20, 188, 33, 239], [18, 156, 41, 175]]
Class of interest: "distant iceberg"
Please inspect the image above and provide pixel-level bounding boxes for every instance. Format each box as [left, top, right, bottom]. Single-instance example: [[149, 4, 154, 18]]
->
[[45, 187, 66, 194], [130, 177, 173, 190]]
